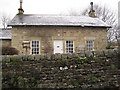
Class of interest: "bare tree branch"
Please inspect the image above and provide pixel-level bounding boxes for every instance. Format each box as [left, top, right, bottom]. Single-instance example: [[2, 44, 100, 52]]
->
[[1, 13, 11, 29]]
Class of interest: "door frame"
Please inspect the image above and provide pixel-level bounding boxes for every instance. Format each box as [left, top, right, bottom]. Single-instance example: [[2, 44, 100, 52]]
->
[[54, 40, 63, 54]]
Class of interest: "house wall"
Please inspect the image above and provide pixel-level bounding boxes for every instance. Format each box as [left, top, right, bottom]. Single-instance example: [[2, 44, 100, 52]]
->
[[12, 26, 108, 54], [0, 40, 11, 47]]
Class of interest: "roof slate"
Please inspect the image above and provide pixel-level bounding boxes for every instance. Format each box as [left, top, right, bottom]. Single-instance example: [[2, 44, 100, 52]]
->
[[0, 28, 11, 40], [8, 14, 111, 28]]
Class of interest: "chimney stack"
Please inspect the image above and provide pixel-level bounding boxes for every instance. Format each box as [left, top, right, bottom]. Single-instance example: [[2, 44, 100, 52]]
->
[[18, 0, 24, 15], [89, 2, 96, 17]]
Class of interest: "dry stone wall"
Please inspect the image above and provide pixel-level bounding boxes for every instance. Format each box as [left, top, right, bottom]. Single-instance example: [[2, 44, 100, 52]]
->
[[2, 50, 119, 61], [2, 50, 120, 89]]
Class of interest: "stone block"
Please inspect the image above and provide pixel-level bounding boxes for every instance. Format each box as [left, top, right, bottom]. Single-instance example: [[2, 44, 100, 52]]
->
[[67, 53, 73, 59], [27, 55, 35, 61], [103, 50, 109, 57], [40, 55, 46, 60], [72, 53, 78, 58], [93, 51, 105, 57], [10, 55, 22, 61], [46, 54, 52, 60], [108, 50, 115, 57], [114, 50, 119, 54], [52, 54, 61, 60], [77, 52, 86, 57], [55, 54, 62, 60], [34, 55, 41, 60], [51, 54, 55, 60], [2, 55, 10, 62], [85, 51, 93, 57], [61, 54, 68, 60], [21, 55, 28, 61]]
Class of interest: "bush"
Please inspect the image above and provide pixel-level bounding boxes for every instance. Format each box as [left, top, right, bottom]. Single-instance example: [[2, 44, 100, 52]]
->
[[2, 46, 19, 55]]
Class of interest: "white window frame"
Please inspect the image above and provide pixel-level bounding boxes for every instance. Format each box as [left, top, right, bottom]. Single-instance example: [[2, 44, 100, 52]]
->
[[30, 40, 40, 55], [65, 40, 74, 53], [86, 40, 94, 51]]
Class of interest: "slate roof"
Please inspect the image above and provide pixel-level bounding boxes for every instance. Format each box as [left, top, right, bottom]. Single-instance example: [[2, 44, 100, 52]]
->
[[0, 28, 11, 40], [8, 14, 111, 28]]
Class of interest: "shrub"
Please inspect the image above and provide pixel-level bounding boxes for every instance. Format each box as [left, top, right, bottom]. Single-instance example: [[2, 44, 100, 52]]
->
[[110, 64, 118, 70], [2, 76, 38, 88], [2, 46, 19, 55], [86, 76, 100, 83]]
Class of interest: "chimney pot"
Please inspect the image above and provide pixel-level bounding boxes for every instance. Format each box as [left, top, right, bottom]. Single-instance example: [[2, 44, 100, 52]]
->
[[20, 0, 23, 3], [18, 0, 24, 15], [89, 2, 96, 18], [90, 2, 93, 6]]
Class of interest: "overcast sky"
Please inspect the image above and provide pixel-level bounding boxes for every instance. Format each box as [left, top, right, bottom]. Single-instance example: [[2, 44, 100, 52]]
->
[[0, 0, 119, 27]]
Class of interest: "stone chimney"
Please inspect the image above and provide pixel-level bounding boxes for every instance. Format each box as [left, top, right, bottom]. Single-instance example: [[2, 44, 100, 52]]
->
[[89, 2, 96, 17], [18, 0, 24, 15]]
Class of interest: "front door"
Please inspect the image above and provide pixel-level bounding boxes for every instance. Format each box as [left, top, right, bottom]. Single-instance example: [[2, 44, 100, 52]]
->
[[54, 40, 63, 54]]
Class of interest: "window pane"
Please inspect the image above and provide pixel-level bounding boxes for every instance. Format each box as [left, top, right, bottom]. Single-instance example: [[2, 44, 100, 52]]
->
[[86, 40, 94, 51], [31, 40, 40, 54], [66, 40, 74, 53]]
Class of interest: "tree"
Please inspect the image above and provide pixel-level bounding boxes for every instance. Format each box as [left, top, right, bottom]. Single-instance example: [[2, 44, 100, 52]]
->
[[116, 25, 120, 46], [1, 13, 11, 29], [82, 4, 118, 44]]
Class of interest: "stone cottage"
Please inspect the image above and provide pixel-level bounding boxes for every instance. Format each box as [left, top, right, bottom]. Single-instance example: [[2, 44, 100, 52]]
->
[[0, 28, 11, 47], [8, 1, 110, 55]]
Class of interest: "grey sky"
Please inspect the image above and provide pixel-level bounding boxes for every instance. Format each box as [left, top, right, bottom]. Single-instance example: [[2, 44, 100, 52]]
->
[[0, 0, 119, 27]]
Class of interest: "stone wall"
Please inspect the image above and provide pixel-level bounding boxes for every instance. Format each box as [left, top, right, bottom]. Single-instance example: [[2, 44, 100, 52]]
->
[[2, 50, 120, 89], [12, 26, 107, 54], [0, 40, 11, 47]]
